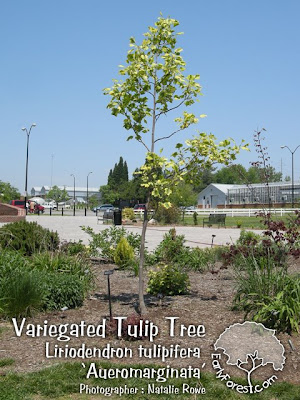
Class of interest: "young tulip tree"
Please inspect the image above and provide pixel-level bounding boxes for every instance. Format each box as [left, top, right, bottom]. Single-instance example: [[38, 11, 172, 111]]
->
[[104, 15, 247, 314]]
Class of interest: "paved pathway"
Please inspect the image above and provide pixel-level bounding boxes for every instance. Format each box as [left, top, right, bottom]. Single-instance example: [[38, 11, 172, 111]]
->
[[0, 215, 250, 251]]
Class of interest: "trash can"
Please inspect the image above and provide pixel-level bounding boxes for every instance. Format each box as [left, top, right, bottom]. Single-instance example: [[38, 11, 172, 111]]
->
[[113, 209, 122, 225]]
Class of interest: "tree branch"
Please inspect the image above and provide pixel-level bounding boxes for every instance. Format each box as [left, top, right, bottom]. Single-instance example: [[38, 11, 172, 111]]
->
[[155, 98, 187, 121], [154, 128, 183, 143]]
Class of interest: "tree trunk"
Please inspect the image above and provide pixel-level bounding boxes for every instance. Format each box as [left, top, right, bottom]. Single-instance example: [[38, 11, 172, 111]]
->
[[138, 215, 148, 315]]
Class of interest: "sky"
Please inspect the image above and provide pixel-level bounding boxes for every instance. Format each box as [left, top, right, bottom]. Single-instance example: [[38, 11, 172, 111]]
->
[[1, 0, 300, 193]]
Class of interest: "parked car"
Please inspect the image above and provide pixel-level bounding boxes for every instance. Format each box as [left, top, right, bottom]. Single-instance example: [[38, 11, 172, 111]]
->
[[134, 203, 146, 210], [43, 202, 57, 210], [9, 200, 26, 208], [9, 200, 44, 213], [93, 204, 115, 213]]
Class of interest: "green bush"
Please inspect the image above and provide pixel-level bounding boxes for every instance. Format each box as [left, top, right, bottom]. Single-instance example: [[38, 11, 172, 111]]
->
[[253, 276, 300, 333], [0, 249, 92, 317], [0, 267, 45, 318], [154, 204, 180, 224], [193, 212, 198, 225], [176, 247, 221, 272], [82, 226, 141, 261], [114, 237, 135, 268], [153, 228, 186, 263], [237, 229, 261, 246], [43, 273, 86, 310], [60, 240, 90, 257], [0, 220, 59, 256], [147, 264, 190, 296], [233, 253, 287, 315], [122, 208, 135, 220], [30, 252, 93, 290]]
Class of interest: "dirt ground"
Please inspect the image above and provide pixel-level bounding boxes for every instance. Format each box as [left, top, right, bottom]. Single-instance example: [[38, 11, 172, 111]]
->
[[0, 261, 300, 386]]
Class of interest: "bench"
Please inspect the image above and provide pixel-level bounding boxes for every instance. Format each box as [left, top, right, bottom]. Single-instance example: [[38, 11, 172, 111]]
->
[[203, 214, 226, 228]]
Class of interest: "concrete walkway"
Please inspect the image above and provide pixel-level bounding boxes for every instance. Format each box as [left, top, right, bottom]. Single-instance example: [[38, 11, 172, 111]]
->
[[2, 215, 248, 251]]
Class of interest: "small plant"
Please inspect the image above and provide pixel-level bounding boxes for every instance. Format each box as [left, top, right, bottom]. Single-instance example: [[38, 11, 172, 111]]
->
[[153, 228, 186, 263], [43, 273, 86, 310], [193, 212, 198, 225], [253, 276, 300, 333], [236, 220, 242, 228], [82, 226, 141, 261], [0, 358, 15, 367], [114, 237, 135, 268], [30, 252, 93, 291], [147, 264, 190, 296], [122, 208, 135, 220], [237, 229, 261, 246], [0, 220, 59, 256], [60, 240, 90, 257], [0, 268, 45, 318], [176, 247, 221, 272]]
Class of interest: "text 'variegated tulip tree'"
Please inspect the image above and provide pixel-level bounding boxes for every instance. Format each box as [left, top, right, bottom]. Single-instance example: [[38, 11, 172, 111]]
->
[[104, 15, 248, 314]]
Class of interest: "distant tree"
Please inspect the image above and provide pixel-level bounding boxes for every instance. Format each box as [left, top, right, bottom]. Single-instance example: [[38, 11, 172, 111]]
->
[[169, 182, 197, 207], [47, 186, 69, 210], [88, 194, 99, 209], [0, 181, 21, 203], [123, 161, 129, 182], [99, 185, 120, 205], [284, 175, 291, 182], [214, 164, 247, 184]]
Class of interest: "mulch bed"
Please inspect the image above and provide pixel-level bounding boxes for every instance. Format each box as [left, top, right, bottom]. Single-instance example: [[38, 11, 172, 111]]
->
[[0, 261, 300, 385]]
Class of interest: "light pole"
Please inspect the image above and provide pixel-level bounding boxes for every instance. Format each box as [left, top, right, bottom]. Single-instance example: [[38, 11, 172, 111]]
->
[[87, 171, 93, 211], [70, 174, 76, 216], [22, 123, 37, 213], [281, 145, 300, 208]]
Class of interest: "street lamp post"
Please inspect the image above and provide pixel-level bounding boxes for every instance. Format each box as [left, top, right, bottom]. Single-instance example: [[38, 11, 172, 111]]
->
[[281, 145, 300, 208], [22, 123, 37, 214], [87, 171, 93, 211], [70, 174, 76, 216]]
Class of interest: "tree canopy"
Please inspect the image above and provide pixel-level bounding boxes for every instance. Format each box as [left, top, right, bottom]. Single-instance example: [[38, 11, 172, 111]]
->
[[0, 181, 21, 203]]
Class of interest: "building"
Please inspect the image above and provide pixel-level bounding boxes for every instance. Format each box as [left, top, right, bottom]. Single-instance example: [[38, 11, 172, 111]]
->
[[30, 185, 101, 204], [197, 184, 234, 208], [198, 182, 300, 208]]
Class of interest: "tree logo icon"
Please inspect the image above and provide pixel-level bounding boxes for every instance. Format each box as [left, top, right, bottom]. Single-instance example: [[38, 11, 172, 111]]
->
[[212, 321, 285, 394]]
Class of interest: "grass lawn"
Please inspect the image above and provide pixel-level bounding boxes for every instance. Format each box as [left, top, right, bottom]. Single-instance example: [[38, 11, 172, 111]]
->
[[0, 362, 299, 400], [179, 215, 293, 229]]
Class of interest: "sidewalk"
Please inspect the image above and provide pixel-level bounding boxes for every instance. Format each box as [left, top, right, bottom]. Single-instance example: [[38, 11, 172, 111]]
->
[[18, 216, 248, 251]]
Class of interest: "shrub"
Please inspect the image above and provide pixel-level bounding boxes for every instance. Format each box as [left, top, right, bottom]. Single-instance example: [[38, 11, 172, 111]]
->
[[154, 204, 180, 224], [122, 208, 135, 220], [0, 220, 59, 256], [176, 246, 221, 272], [81, 226, 141, 261], [153, 228, 186, 264], [193, 212, 198, 225], [60, 240, 90, 257], [114, 237, 135, 268], [233, 253, 287, 315], [147, 264, 190, 296], [0, 267, 45, 318], [43, 273, 86, 310], [30, 252, 93, 290], [236, 229, 261, 246], [253, 276, 300, 333]]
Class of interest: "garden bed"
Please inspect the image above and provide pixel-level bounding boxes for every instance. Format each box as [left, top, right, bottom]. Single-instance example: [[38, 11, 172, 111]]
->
[[1, 261, 300, 385]]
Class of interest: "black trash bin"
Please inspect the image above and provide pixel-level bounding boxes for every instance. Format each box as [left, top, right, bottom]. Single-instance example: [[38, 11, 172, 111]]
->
[[113, 209, 122, 225]]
